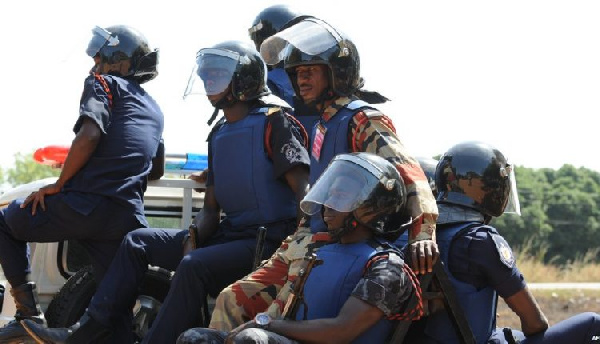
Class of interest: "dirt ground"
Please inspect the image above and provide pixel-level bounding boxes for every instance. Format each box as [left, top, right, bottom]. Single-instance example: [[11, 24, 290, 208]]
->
[[496, 289, 600, 329]]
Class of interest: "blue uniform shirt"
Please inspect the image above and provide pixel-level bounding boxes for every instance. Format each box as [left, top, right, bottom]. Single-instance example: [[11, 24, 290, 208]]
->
[[439, 204, 526, 298], [64, 74, 164, 226]]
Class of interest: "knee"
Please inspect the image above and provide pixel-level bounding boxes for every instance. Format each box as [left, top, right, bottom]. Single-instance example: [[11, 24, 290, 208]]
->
[[178, 253, 209, 275], [234, 328, 269, 344], [579, 311, 600, 324], [123, 228, 151, 249], [177, 328, 226, 344], [2, 201, 28, 234]]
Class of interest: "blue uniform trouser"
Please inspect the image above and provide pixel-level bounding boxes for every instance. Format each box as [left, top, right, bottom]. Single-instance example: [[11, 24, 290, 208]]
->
[[0, 194, 140, 286], [87, 224, 287, 344], [489, 312, 600, 343]]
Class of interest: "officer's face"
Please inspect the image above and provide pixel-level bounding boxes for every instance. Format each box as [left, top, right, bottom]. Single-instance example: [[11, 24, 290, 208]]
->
[[323, 206, 350, 231], [295, 65, 329, 104]]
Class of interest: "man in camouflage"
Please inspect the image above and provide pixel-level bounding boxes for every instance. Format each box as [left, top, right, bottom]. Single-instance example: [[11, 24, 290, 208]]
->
[[179, 153, 423, 343], [206, 17, 438, 333]]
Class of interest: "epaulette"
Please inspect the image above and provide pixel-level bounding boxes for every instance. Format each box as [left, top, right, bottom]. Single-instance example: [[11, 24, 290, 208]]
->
[[361, 108, 384, 119], [266, 106, 283, 116]]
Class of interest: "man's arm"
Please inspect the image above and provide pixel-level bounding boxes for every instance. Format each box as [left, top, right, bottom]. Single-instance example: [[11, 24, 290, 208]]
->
[[283, 165, 309, 225], [503, 287, 549, 336], [268, 297, 383, 344], [148, 138, 165, 181], [266, 110, 311, 224], [350, 112, 439, 273], [190, 185, 221, 246], [22, 117, 101, 214]]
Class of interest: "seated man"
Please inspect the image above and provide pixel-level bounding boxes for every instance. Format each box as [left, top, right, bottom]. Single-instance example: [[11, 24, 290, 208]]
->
[[22, 40, 310, 344], [177, 152, 424, 344], [0, 24, 164, 343], [409, 141, 600, 343]]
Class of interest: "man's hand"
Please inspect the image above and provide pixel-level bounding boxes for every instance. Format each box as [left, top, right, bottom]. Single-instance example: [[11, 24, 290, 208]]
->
[[20, 183, 62, 215], [182, 224, 199, 256], [408, 239, 439, 275], [224, 320, 258, 344], [188, 169, 209, 192]]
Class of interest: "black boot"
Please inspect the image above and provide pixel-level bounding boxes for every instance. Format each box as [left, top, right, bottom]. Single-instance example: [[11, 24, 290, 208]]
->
[[0, 282, 46, 343], [21, 313, 110, 344]]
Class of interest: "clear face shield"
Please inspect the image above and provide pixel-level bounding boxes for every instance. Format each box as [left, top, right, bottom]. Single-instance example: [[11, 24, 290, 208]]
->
[[259, 19, 341, 66], [501, 164, 521, 216], [86, 26, 120, 59], [183, 48, 239, 99], [300, 157, 384, 217]]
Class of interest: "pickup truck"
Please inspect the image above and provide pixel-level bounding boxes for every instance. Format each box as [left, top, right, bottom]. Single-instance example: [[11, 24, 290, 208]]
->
[[0, 175, 204, 340]]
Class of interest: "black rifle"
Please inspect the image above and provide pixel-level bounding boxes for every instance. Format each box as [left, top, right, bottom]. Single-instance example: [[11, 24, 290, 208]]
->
[[281, 253, 323, 320], [253, 226, 267, 270]]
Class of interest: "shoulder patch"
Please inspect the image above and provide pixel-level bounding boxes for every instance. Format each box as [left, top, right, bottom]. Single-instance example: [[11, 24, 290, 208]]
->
[[490, 234, 515, 268]]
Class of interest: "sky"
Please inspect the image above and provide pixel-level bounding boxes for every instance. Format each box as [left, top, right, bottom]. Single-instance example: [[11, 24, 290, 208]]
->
[[1, 0, 600, 172]]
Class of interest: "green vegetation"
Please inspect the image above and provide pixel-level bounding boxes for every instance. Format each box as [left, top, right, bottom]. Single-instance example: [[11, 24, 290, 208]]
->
[[493, 164, 600, 264], [1, 151, 60, 187]]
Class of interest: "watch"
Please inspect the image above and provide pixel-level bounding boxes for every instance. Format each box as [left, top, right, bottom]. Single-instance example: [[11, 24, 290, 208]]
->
[[254, 312, 272, 329]]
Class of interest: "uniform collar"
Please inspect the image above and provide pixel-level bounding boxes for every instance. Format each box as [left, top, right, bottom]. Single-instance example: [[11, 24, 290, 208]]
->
[[320, 96, 353, 122], [437, 204, 485, 225]]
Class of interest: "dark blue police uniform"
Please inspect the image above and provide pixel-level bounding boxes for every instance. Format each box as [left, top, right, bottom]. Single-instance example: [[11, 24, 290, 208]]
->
[[0, 74, 164, 283], [419, 204, 600, 344], [83, 106, 309, 343]]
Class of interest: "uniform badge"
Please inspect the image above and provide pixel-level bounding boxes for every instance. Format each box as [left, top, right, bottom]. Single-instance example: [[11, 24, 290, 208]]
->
[[281, 143, 303, 164], [311, 123, 327, 161], [491, 234, 515, 268]]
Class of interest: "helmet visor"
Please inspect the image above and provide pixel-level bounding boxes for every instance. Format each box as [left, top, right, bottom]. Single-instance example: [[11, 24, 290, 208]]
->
[[300, 158, 381, 216], [86, 26, 120, 58], [183, 48, 238, 98], [260, 19, 340, 65], [503, 165, 521, 215]]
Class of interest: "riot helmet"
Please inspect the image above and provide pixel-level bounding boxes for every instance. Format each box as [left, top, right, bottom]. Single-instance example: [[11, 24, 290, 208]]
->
[[260, 18, 361, 98], [184, 40, 269, 102], [183, 40, 270, 125], [248, 4, 312, 50], [435, 141, 521, 218], [417, 156, 439, 197], [87, 25, 158, 84], [301, 153, 411, 239]]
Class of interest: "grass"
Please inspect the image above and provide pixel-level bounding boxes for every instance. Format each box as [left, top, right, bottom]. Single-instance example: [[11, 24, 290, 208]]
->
[[514, 242, 600, 282]]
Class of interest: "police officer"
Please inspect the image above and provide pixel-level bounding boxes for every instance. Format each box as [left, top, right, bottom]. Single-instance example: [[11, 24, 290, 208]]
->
[[0, 25, 164, 343], [248, 4, 312, 111], [177, 152, 422, 344], [262, 17, 438, 270], [22, 40, 310, 344], [188, 5, 313, 190], [414, 141, 600, 343], [207, 18, 439, 332]]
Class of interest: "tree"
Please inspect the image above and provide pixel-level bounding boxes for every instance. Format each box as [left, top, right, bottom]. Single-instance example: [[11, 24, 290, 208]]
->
[[5, 152, 60, 187]]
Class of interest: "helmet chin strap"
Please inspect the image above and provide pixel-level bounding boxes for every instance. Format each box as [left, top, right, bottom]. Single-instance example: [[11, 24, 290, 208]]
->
[[207, 91, 237, 126], [328, 212, 359, 242]]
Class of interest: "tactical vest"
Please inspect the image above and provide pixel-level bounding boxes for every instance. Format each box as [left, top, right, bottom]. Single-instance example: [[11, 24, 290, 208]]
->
[[211, 107, 297, 227], [423, 222, 498, 344], [296, 240, 396, 344], [309, 100, 375, 233]]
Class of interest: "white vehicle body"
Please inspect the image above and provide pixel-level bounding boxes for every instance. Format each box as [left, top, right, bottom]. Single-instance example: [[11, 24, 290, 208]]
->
[[0, 177, 204, 327]]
